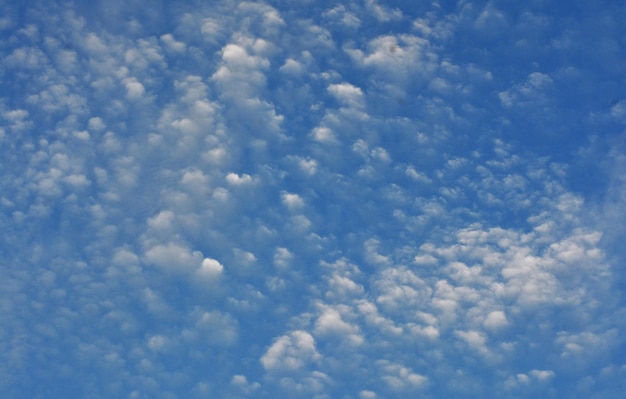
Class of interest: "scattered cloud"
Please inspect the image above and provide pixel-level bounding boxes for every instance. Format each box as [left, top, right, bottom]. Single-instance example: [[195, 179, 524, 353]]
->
[[1, 1, 625, 398]]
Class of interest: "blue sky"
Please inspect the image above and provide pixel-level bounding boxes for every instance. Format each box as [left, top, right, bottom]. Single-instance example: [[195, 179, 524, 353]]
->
[[1, 0, 625, 398]]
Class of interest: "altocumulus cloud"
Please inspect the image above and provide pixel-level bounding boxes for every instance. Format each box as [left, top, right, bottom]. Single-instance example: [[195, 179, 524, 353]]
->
[[1, 1, 626, 398]]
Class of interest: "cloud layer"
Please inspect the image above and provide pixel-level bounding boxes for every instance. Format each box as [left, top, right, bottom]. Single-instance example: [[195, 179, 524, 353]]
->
[[1, 1, 625, 398]]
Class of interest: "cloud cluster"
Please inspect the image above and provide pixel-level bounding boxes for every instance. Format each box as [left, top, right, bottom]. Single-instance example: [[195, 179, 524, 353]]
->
[[1, 1, 625, 398]]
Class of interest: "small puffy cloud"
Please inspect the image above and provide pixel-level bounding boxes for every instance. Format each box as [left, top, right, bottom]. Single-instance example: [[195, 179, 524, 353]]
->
[[201, 18, 220, 36], [144, 242, 202, 273], [413, 253, 438, 266], [483, 310, 509, 331], [88, 116, 106, 132], [287, 214, 312, 232], [190, 309, 238, 346], [236, 2, 285, 34], [357, 300, 404, 336], [298, 157, 317, 175], [147, 334, 171, 352], [203, 146, 229, 165], [198, 258, 224, 279], [408, 324, 440, 340], [499, 72, 553, 107], [221, 43, 269, 69], [506, 369, 555, 389], [328, 82, 364, 108], [324, 5, 361, 29], [314, 306, 364, 346], [364, 238, 392, 266], [375, 266, 431, 311], [226, 172, 253, 185], [310, 126, 337, 143], [347, 34, 437, 86], [405, 166, 432, 183], [365, 0, 402, 22], [112, 248, 140, 266], [147, 210, 175, 231], [63, 174, 90, 189], [123, 77, 145, 100], [279, 58, 304, 75], [160, 33, 186, 53], [142, 287, 172, 317], [456, 329, 487, 348], [261, 330, 321, 372], [231, 374, 260, 393], [181, 168, 210, 187], [474, 4, 508, 33], [326, 272, 364, 299], [377, 360, 427, 390], [273, 247, 293, 270], [556, 329, 617, 363], [529, 369, 555, 381], [359, 390, 377, 399], [281, 191, 304, 210]]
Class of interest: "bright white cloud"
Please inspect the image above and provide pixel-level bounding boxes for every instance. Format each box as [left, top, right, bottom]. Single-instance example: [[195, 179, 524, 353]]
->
[[261, 330, 321, 372], [198, 257, 224, 278], [328, 82, 364, 108], [226, 172, 253, 185]]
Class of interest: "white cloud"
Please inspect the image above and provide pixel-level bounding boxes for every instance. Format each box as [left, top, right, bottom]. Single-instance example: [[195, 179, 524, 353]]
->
[[483, 310, 509, 331], [328, 82, 364, 108], [225, 172, 253, 185], [231, 374, 260, 393], [144, 242, 203, 273], [297, 157, 318, 175], [325, 272, 364, 300], [123, 77, 145, 100], [359, 390, 377, 399], [375, 266, 431, 313], [198, 257, 224, 278], [455, 330, 490, 357], [2, 1, 624, 398], [190, 309, 238, 346], [281, 191, 304, 209], [279, 58, 304, 75], [528, 369, 555, 381], [499, 72, 553, 107], [159, 33, 186, 53], [314, 305, 363, 346], [364, 0, 403, 22], [310, 126, 337, 143], [377, 360, 427, 390], [273, 247, 293, 270], [346, 34, 438, 88], [324, 5, 361, 29], [261, 330, 321, 372]]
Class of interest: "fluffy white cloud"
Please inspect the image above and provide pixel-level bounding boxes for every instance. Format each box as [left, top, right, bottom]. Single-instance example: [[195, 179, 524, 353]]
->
[[144, 242, 203, 273], [483, 310, 509, 331], [328, 82, 364, 108], [261, 330, 321, 372], [377, 360, 427, 390], [198, 257, 224, 278], [314, 305, 363, 346], [226, 172, 253, 185], [281, 191, 304, 209]]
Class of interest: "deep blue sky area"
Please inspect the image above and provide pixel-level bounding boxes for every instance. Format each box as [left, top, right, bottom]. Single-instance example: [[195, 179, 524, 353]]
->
[[1, 1, 626, 398]]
